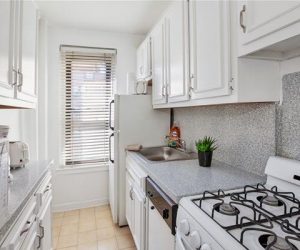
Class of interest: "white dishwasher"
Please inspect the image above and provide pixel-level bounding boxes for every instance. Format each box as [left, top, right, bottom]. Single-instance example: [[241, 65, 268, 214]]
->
[[146, 178, 177, 250]]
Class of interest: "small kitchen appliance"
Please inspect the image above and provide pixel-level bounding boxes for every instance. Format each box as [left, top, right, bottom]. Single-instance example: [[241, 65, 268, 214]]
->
[[176, 156, 300, 250], [9, 141, 30, 168]]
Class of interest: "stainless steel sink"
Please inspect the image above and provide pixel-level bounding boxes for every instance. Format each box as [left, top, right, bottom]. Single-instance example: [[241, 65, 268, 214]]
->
[[139, 146, 196, 162]]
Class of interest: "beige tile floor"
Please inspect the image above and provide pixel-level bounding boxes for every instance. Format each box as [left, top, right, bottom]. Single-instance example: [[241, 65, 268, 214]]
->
[[52, 205, 136, 250]]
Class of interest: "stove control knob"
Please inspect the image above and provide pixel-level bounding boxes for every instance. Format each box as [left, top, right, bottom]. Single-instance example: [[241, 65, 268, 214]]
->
[[190, 231, 201, 249], [179, 219, 190, 236], [200, 243, 211, 250]]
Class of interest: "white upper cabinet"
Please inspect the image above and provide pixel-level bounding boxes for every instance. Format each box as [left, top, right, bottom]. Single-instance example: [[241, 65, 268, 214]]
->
[[16, 0, 38, 103], [0, 0, 37, 108], [165, 1, 189, 103], [136, 38, 151, 81], [189, 0, 231, 100], [0, 0, 15, 99], [151, 18, 167, 105], [238, 1, 300, 57]]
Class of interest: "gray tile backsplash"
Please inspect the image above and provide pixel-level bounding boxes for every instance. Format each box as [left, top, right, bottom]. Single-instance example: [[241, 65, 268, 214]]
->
[[276, 72, 300, 160], [175, 71, 300, 176], [175, 103, 276, 175]]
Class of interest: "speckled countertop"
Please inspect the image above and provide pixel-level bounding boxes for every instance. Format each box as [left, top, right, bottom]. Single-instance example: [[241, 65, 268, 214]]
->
[[0, 160, 53, 244], [127, 151, 266, 203]]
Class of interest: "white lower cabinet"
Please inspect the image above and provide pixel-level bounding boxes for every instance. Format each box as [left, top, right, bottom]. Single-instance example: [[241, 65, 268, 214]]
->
[[125, 170, 146, 250], [125, 172, 134, 230], [125, 156, 147, 250], [0, 171, 52, 250], [132, 187, 145, 250]]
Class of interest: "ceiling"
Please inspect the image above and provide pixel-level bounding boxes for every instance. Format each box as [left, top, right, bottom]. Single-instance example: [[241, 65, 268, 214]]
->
[[35, 0, 172, 35]]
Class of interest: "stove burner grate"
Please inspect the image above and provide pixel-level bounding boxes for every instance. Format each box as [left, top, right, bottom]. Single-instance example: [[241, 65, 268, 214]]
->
[[192, 183, 300, 249]]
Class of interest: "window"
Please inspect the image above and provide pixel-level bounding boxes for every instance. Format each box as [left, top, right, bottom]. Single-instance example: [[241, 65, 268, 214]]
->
[[61, 45, 116, 168]]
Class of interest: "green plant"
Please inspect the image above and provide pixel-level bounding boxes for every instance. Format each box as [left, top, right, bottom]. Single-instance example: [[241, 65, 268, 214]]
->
[[195, 136, 217, 152]]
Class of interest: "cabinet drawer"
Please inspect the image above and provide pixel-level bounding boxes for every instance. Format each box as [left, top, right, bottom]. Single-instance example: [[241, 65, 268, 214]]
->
[[0, 197, 37, 250], [126, 157, 147, 194]]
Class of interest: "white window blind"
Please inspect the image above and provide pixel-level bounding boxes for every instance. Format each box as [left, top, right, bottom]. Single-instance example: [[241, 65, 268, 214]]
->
[[61, 45, 116, 168]]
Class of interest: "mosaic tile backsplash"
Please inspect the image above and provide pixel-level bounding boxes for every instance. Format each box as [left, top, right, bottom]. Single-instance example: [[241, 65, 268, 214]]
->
[[276, 72, 300, 161], [175, 71, 300, 176], [175, 103, 276, 176]]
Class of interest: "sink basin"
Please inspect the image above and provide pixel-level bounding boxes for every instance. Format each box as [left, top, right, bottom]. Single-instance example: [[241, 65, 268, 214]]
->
[[139, 146, 196, 162]]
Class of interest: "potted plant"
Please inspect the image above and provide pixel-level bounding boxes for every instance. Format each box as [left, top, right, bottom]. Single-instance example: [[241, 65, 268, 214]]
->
[[195, 136, 217, 167]]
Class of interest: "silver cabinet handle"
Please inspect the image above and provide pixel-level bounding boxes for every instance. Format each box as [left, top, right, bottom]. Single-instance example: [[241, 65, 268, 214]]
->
[[129, 187, 134, 200], [43, 184, 52, 194], [37, 225, 45, 249], [162, 85, 167, 97], [11, 69, 18, 86], [20, 214, 36, 236], [240, 5, 246, 33], [17, 70, 23, 91]]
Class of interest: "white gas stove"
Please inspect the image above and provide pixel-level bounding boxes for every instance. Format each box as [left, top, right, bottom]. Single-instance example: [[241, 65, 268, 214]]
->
[[176, 156, 300, 250]]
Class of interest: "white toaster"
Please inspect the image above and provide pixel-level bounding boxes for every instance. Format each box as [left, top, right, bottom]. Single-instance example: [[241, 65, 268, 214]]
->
[[9, 141, 30, 168]]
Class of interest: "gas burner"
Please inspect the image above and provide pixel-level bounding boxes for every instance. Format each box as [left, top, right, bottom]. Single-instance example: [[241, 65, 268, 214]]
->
[[259, 234, 297, 250], [214, 202, 240, 216], [257, 195, 284, 207]]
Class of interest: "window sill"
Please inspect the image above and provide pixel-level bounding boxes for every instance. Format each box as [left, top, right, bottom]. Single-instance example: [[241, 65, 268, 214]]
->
[[54, 164, 109, 175]]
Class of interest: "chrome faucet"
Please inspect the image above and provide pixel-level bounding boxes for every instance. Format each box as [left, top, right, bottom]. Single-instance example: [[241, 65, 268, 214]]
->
[[165, 135, 187, 152], [177, 139, 187, 152]]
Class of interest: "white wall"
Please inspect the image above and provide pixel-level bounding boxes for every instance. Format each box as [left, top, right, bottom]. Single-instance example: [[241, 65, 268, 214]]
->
[[280, 56, 300, 76], [47, 25, 144, 211], [0, 110, 21, 141]]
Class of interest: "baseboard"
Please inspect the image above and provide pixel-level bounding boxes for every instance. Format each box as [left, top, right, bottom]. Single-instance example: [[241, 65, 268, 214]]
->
[[52, 198, 109, 212]]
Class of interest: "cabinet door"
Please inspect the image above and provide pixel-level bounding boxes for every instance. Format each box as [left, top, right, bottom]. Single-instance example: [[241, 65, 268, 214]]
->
[[136, 45, 143, 80], [151, 18, 167, 105], [17, 0, 37, 103], [132, 188, 145, 250], [238, 1, 300, 47], [143, 38, 151, 79], [20, 222, 38, 250], [0, 0, 15, 98], [125, 172, 134, 230], [189, 0, 231, 100], [165, 1, 189, 103], [37, 196, 52, 250]]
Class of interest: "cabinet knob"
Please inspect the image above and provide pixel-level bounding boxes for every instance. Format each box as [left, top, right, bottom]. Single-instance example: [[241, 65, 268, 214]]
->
[[162, 209, 169, 219], [150, 206, 155, 210]]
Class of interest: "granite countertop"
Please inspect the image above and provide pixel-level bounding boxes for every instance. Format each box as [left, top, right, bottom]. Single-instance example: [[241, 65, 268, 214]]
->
[[0, 160, 53, 244], [127, 151, 266, 203]]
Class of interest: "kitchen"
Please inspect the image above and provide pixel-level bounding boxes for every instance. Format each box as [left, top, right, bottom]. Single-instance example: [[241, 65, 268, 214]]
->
[[0, 0, 300, 250]]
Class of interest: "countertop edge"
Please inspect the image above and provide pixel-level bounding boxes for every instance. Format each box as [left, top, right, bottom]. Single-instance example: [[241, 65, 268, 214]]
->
[[126, 151, 266, 203], [0, 160, 53, 245]]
